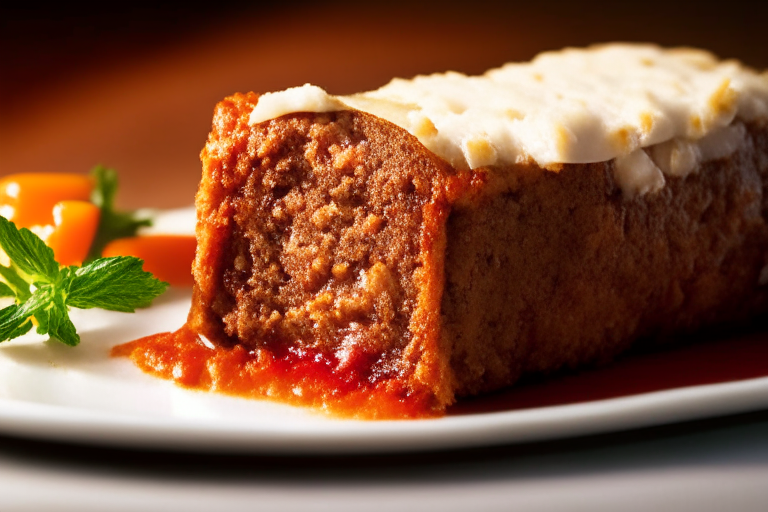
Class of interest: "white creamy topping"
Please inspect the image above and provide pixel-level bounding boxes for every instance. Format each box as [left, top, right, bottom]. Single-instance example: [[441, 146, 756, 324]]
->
[[248, 44, 768, 193], [614, 149, 666, 196], [645, 123, 748, 182], [250, 85, 347, 123]]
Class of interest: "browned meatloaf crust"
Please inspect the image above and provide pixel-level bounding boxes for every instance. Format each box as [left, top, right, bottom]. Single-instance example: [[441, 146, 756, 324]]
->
[[188, 91, 768, 414]]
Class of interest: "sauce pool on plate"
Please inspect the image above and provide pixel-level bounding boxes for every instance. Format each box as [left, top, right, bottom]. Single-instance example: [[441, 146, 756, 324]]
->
[[112, 322, 768, 419], [112, 325, 440, 419]]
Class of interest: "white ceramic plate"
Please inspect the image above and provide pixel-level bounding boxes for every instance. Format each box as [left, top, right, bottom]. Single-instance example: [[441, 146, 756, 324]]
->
[[2, 290, 768, 455], [1, 209, 767, 454]]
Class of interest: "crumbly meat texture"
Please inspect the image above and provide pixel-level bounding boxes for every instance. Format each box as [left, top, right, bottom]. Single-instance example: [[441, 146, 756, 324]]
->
[[190, 92, 455, 406], [190, 92, 768, 411]]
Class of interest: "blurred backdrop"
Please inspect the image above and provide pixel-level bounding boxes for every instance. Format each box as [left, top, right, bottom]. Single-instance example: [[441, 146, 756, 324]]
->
[[2, 1, 766, 209]]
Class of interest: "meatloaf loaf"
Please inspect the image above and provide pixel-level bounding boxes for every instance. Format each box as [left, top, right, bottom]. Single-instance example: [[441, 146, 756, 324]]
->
[[187, 44, 768, 416]]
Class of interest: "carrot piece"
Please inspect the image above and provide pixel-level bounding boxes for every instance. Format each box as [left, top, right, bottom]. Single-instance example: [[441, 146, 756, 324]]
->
[[46, 201, 101, 266], [0, 173, 94, 228], [102, 235, 196, 287]]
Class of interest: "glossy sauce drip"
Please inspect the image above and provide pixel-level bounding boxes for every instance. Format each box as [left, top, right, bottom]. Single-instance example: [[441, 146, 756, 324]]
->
[[113, 324, 768, 419], [451, 326, 768, 415], [112, 325, 440, 420]]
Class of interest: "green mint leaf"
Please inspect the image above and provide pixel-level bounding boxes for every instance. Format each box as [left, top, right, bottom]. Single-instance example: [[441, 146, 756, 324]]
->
[[0, 287, 53, 343], [41, 294, 80, 347], [87, 166, 152, 261], [0, 306, 33, 341], [32, 281, 61, 336], [0, 283, 13, 298], [33, 309, 49, 335], [66, 256, 168, 312], [0, 216, 59, 284], [0, 281, 15, 298], [0, 264, 31, 300]]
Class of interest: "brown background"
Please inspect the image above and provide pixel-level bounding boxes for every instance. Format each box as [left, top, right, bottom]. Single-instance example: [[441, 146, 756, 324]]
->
[[2, 1, 766, 210]]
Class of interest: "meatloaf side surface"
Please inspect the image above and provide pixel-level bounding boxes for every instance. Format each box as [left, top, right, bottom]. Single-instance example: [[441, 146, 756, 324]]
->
[[443, 124, 768, 396], [189, 92, 768, 413]]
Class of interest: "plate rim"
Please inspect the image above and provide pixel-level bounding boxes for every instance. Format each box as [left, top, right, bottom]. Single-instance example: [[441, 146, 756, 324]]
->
[[0, 376, 766, 454]]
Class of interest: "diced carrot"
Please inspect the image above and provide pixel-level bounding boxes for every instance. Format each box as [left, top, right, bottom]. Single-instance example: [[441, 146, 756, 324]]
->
[[0, 173, 94, 228], [102, 235, 197, 287], [46, 201, 101, 266]]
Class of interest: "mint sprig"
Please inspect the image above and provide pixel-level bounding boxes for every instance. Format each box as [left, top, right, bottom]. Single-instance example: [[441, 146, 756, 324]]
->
[[68, 257, 167, 312], [0, 282, 14, 298], [0, 216, 168, 346], [86, 165, 152, 262]]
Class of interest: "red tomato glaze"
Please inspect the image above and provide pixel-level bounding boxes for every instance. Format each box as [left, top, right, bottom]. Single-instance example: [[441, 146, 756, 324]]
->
[[112, 325, 440, 419]]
